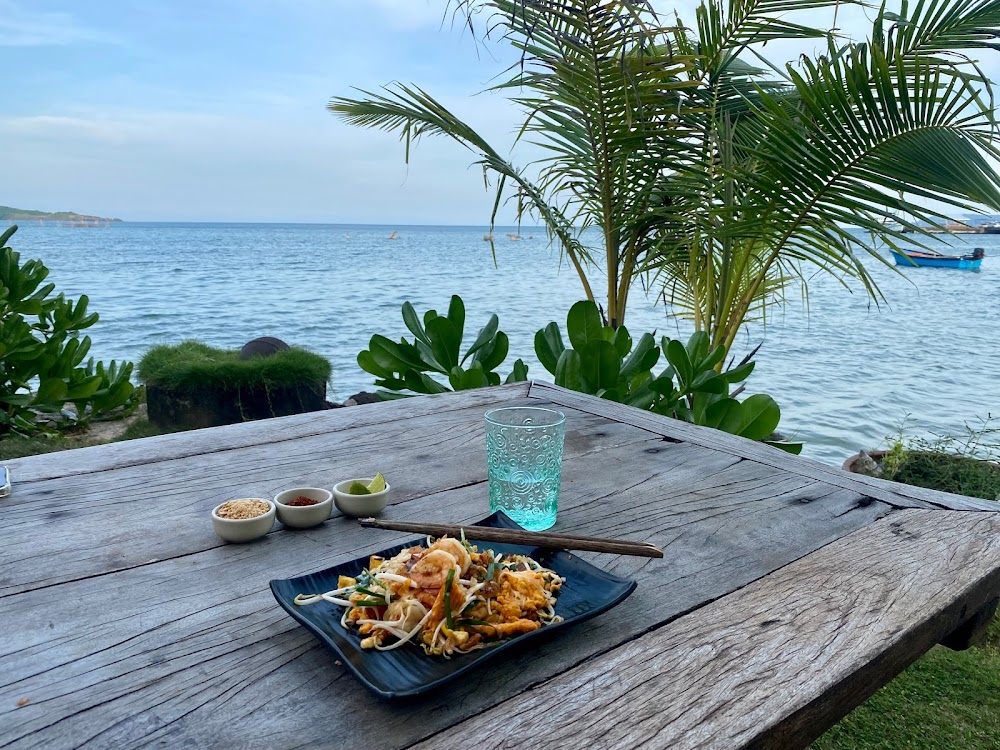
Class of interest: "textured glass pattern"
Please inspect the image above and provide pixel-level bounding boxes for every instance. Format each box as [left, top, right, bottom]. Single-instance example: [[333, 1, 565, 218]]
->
[[485, 407, 566, 531]]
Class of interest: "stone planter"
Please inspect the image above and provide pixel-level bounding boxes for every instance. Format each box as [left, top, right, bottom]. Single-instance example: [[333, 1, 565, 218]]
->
[[147, 380, 328, 430]]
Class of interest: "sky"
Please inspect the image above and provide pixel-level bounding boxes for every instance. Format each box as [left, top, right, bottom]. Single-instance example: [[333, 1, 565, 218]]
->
[[1, 0, 986, 224]]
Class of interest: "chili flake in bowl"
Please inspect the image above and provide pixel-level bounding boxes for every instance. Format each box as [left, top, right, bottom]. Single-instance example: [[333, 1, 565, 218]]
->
[[211, 498, 275, 543], [274, 487, 333, 529]]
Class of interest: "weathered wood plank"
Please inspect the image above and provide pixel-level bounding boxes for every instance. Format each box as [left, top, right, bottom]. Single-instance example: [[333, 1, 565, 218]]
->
[[408, 509, 1000, 750], [0, 442, 889, 750], [0, 400, 653, 597], [6, 383, 532, 484], [530, 381, 1000, 511]]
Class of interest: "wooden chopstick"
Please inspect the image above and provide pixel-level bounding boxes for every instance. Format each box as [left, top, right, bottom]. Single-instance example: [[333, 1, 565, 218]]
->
[[357, 518, 664, 558]]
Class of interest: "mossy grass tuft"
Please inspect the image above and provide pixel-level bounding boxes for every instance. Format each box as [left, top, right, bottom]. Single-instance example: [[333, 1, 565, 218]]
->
[[876, 417, 1000, 502], [138, 340, 332, 393]]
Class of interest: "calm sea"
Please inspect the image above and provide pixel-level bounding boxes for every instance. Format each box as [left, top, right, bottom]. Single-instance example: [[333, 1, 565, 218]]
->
[[11, 221, 1000, 465]]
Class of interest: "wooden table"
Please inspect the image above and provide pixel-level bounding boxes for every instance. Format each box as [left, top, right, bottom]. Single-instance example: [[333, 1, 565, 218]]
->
[[4, 382, 1000, 750]]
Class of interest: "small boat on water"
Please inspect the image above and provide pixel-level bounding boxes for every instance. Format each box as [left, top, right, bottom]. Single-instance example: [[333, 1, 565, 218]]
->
[[891, 247, 985, 270]]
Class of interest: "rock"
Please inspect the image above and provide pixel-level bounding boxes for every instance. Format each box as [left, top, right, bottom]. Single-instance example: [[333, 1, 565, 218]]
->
[[346, 391, 382, 406], [239, 337, 290, 360], [856, 450, 882, 477]]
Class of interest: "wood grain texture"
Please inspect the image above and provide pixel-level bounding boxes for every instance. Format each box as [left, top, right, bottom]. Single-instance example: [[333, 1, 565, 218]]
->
[[0, 399, 652, 597], [6, 383, 532, 484], [530, 381, 1000, 511], [409, 510, 1000, 750], [0, 441, 888, 750]]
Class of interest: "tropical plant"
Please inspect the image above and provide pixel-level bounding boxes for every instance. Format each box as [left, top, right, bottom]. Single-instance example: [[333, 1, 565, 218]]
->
[[358, 295, 528, 396], [330, 0, 1000, 348], [536, 301, 800, 451], [649, 0, 1000, 351], [0, 225, 138, 435], [330, 0, 697, 330]]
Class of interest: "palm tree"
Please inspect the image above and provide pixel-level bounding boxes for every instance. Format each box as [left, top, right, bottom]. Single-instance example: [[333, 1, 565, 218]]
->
[[330, 0, 698, 329], [330, 0, 1000, 343], [649, 0, 1000, 351]]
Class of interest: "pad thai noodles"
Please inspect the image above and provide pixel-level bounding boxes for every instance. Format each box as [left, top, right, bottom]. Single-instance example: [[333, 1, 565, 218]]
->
[[294, 535, 564, 657]]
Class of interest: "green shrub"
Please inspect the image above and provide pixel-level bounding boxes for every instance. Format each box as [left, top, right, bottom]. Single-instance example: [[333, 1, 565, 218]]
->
[[358, 295, 528, 396], [0, 225, 137, 436], [138, 340, 331, 392], [536, 301, 800, 452], [877, 420, 1000, 501]]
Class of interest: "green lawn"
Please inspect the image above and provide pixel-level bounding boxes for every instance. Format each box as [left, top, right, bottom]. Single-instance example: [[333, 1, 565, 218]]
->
[[814, 617, 1000, 749], [0, 418, 168, 461]]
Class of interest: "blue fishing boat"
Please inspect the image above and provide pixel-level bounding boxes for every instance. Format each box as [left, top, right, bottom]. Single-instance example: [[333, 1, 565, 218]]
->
[[891, 247, 985, 269]]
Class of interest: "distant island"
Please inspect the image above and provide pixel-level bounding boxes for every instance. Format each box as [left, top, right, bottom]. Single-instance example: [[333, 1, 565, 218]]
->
[[0, 205, 123, 223]]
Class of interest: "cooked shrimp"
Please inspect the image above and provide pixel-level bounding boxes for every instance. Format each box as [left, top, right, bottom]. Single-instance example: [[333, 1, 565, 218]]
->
[[429, 537, 472, 575], [409, 549, 459, 589]]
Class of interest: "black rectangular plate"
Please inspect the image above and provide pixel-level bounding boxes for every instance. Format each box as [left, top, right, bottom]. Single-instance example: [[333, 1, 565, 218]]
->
[[269, 511, 638, 698]]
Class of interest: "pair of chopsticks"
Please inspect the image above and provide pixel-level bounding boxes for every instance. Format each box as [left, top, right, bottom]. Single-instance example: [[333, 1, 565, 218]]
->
[[358, 517, 663, 558]]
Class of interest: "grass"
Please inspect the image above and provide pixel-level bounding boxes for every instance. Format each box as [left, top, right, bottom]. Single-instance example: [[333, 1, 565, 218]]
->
[[0, 434, 99, 460], [137, 340, 332, 392], [0, 418, 170, 461], [888, 451, 1000, 502], [814, 618, 1000, 749]]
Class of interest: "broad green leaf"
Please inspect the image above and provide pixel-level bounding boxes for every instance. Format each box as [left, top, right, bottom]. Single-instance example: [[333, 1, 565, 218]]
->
[[426, 316, 461, 371], [580, 340, 620, 392], [464, 314, 499, 363], [447, 295, 465, 337], [664, 338, 693, 387], [374, 376, 408, 391], [505, 358, 529, 383], [401, 302, 431, 345], [476, 330, 509, 372], [368, 335, 419, 374], [534, 322, 565, 375], [65, 375, 103, 400], [611, 325, 632, 358], [405, 370, 450, 394], [34, 378, 68, 405], [766, 440, 804, 455], [738, 394, 782, 440], [724, 361, 756, 383], [689, 370, 728, 395], [702, 345, 727, 372], [567, 300, 604, 351], [554, 349, 586, 393], [704, 398, 744, 434], [621, 333, 658, 380], [358, 350, 392, 378], [686, 331, 709, 368]]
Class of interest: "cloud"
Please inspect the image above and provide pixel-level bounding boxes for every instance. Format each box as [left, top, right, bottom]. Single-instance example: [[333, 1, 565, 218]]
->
[[0, 1, 119, 46]]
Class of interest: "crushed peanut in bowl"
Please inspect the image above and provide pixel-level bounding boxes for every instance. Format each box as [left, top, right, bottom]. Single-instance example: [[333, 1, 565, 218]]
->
[[215, 499, 271, 520]]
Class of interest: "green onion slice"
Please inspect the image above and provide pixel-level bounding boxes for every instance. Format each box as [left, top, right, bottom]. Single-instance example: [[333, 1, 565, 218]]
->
[[444, 569, 455, 629]]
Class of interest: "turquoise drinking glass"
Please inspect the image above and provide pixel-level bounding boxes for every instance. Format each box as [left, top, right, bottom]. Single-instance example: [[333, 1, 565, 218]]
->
[[484, 407, 566, 531]]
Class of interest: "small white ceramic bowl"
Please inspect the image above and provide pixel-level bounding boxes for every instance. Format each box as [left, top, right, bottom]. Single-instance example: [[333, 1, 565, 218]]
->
[[211, 498, 275, 543], [333, 478, 391, 517], [273, 487, 333, 529]]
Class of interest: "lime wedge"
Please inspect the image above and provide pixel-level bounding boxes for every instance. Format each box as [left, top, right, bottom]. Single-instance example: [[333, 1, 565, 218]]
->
[[348, 481, 371, 495], [367, 472, 386, 494]]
